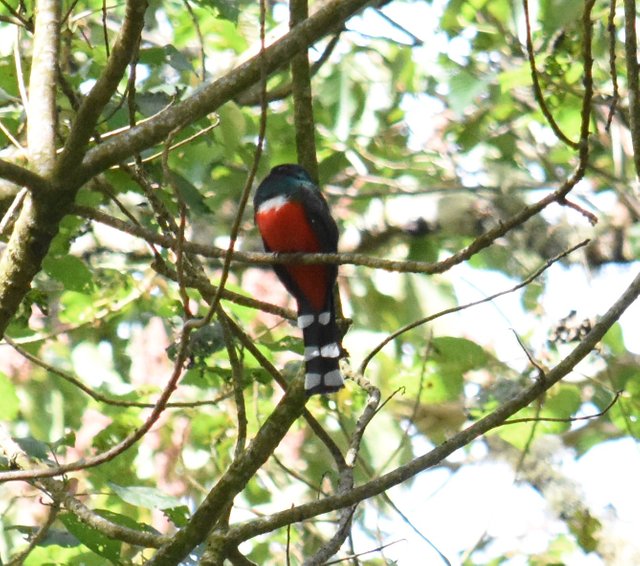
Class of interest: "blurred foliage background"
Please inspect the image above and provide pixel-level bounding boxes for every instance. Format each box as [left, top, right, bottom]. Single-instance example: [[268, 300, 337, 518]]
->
[[0, 0, 639, 564]]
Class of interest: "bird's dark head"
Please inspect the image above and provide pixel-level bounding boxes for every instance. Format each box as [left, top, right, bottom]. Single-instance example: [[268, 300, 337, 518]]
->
[[269, 164, 314, 184], [254, 164, 318, 206]]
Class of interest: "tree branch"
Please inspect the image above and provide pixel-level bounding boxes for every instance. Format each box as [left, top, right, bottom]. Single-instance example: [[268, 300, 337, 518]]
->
[[27, 0, 60, 176], [623, 0, 640, 179], [146, 375, 307, 565], [53, 0, 148, 177], [290, 0, 319, 180], [77, 170, 585, 275], [74, 0, 371, 185], [0, 320, 193, 481], [222, 263, 640, 544], [0, 159, 50, 193]]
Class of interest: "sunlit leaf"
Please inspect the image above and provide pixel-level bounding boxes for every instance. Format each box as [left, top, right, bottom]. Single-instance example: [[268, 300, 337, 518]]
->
[[43, 255, 94, 294], [108, 483, 183, 510], [0, 372, 19, 421]]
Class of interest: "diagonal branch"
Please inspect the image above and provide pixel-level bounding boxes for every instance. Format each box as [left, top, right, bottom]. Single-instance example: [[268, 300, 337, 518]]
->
[[0, 159, 50, 192], [223, 263, 640, 544], [74, 0, 371, 185], [146, 375, 307, 565], [53, 0, 148, 177], [0, 321, 193, 482]]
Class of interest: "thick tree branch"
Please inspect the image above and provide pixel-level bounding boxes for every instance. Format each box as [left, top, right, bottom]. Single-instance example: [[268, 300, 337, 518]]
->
[[27, 0, 59, 175], [146, 375, 307, 565], [0, 159, 50, 193], [53, 0, 148, 177], [0, 0, 148, 337], [222, 264, 640, 544], [74, 0, 371, 185]]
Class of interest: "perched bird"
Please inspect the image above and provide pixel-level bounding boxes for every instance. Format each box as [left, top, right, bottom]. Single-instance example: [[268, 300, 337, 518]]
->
[[254, 164, 344, 396]]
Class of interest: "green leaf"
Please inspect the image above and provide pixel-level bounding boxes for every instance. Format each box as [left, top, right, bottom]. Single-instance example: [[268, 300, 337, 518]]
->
[[522, 280, 544, 312], [162, 44, 194, 73], [43, 255, 94, 293], [136, 91, 174, 117], [169, 171, 212, 215], [194, 0, 240, 23], [431, 336, 488, 374], [96, 508, 161, 535], [602, 322, 625, 355], [498, 64, 532, 92], [59, 513, 121, 563], [59, 291, 96, 324], [0, 371, 19, 421], [22, 545, 89, 565], [163, 505, 191, 528], [7, 525, 79, 548], [50, 431, 77, 451], [448, 70, 489, 114], [540, 0, 584, 34], [108, 483, 183, 510], [263, 335, 303, 354], [217, 102, 246, 160], [14, 436, 50, 460], [567, 508, 601, 553]]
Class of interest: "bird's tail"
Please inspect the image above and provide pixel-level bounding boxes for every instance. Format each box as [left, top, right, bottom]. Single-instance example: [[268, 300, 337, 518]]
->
[[298, 309, 344, 396]]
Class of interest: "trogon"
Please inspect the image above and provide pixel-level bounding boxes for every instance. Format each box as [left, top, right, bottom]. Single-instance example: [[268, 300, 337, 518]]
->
[[254, 164, 345, 396]]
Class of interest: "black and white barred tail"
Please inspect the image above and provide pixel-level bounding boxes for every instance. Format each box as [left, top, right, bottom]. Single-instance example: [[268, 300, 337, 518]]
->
[[298, 311, 344, 396]]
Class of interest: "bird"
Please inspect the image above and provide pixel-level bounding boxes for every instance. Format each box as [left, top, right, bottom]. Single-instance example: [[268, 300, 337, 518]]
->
[[254, 164, 345, 396]]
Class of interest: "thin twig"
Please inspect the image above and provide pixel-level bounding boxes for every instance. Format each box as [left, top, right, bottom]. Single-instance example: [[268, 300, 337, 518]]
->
[[220, 307, 248, 459], [511, 329, 547, 380], [359, 240, 590, 374], [522, 0, 579, 148], [0, 0, 31, 27], [183, 0, 206, 81], [101, 0, 110, 57], [606, 0, 619, 130], [5, 497, 60, 566], [502, 390, 623, 426], [0, 321, 194, 481], [162, 127, 193, 316], [4, 335, 229, 409], [0, 187, 27, 235], [323, 539, 404, 565], [195, 1, 269, 328]]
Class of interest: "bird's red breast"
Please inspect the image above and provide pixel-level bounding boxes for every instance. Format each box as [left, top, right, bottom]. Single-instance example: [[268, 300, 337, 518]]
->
[[256, 198, 330, 312]]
